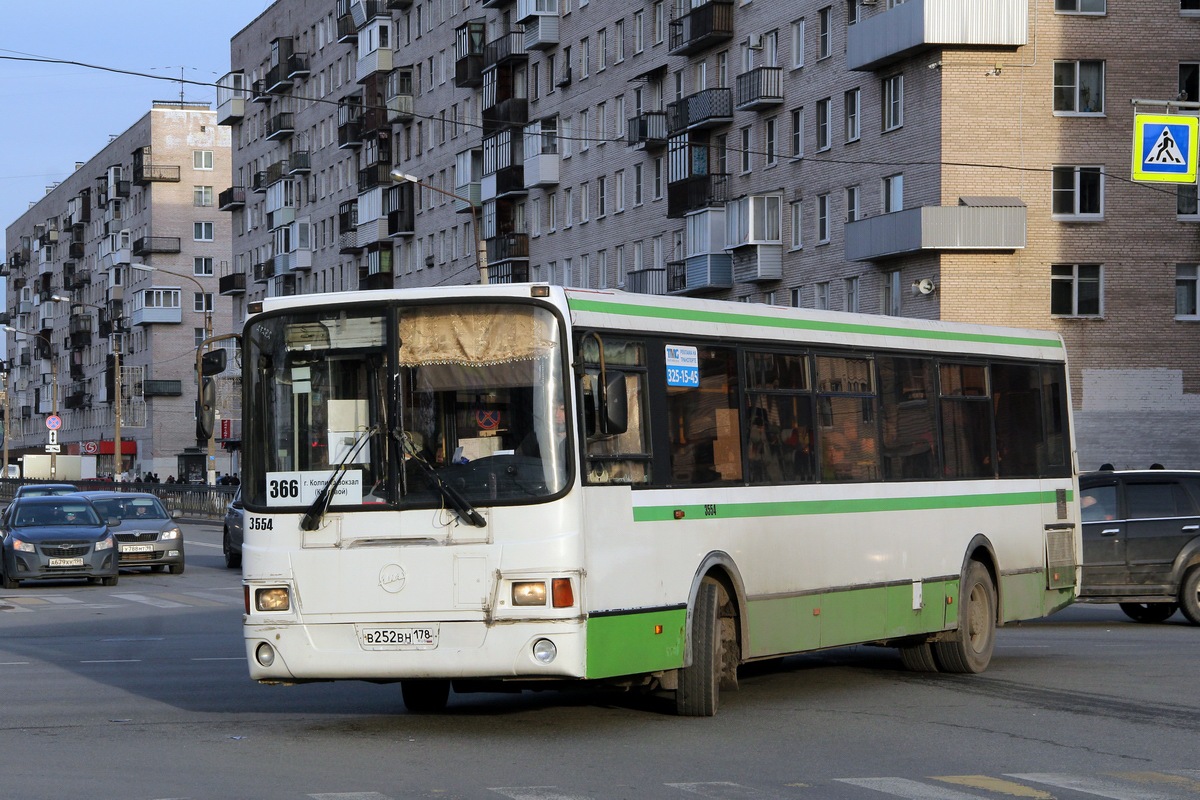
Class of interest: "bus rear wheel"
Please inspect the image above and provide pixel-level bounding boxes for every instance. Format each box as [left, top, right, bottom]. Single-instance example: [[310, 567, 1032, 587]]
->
[[401, 679, 450, 713], [899, 642, 939, 672], [676, 577, 736, 717], [933, 561, 996, 674]]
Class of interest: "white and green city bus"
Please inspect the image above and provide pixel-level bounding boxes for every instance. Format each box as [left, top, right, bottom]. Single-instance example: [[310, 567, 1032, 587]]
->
[[230, 284, 1080, 715]]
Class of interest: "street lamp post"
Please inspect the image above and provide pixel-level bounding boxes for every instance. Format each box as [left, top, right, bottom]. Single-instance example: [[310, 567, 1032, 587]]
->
[[1, 325, 58, 479], [130, 263, 217, 483], [389, 169, 489, 284]]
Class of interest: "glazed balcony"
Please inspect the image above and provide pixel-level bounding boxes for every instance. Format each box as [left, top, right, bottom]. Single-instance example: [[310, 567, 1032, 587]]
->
[[667, 88, 733, 135], [847, 0, 1028, 71], [357, 46, 393, 83], [386, 67, 415, 121], [668, 0, 734, 56], [455, 20, 487, 88], [735, 67, 784, 111], [217, 72, 248, 125]]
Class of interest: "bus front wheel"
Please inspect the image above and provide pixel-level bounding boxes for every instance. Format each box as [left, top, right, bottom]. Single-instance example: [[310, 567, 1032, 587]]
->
[[401, 679, 451, 713], [676, 577, 735, 717], [933, 560, 996, 674]]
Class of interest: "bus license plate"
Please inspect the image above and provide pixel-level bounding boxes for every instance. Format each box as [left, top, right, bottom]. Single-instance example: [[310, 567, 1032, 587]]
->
[[48, 557, 84, 567], [121, 544, 154, 553], [359, 626, 439, 650]]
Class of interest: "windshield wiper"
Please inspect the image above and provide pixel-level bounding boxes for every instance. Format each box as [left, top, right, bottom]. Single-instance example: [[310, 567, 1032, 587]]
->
[[299, 425, 379, 532], [397, 432, 487, 528]]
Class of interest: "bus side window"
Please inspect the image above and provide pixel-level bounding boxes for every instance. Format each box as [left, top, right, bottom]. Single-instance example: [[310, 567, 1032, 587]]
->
[[816, 355, 879, 483], [877, 356, 938, 480], [939, 363, 992, 479], [580, 337, 653, 485], [668, 347, 739, 485]]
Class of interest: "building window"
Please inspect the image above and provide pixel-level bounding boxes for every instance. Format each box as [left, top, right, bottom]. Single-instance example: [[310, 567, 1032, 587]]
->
[[597, 175, 607, 217], [194, 292, 214, 313], [846, 0, 860, 24], [1054, 60, 1105, 114], [654, 157, 664, 199], [791, 287, 803, 307], [817, 193, 830, 243], [1176, 264, 1199, 318], [740, 126, 752, 172], [883, 173, 903, 213], [844, 276, 860, 313], [790, 19, 805, 69], [764, 117, 777, 166], [818, 7, 831, 60], [193, 222, 214, 241], [1185, 0, 1200, 11], [653, 1, 665, 44], [815, 281, 830, 310], [882, 74, 904, 131], [845, 185, 859, 223], [194, 256, 214, 276], [193, 150, 214, 170], [1051, 263, 1102, 316], [790, 200, 803, 249], [193, 186, 213, 207], [1179, 184, 1199, 218], [1052, 165, 1103, 219], [634, 163, 644, 205], [634, 10, 645, 52], [791, 108, 804, 158], [816, 98, 831, 151], [615, 169, 626, 212], [844, 89, 860, 142], [1182, 63, 1199, 103], [1056, 0, 1105, 13], [882, 271, 902, 316]]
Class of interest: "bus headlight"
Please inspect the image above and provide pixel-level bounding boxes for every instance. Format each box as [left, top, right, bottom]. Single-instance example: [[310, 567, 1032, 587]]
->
[[532, 638, 557, 664], [512, 581, 547, 606], [255, 587, 291, 612]]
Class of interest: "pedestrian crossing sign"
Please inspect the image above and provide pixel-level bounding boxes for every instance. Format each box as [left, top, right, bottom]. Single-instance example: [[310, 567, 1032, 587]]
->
[[1132, 113, 1198, 183]]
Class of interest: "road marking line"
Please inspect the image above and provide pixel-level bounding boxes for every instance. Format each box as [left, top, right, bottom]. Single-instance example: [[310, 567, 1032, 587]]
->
[[1008, 773, 1185, 799], [8, 595, 82, 605], [835, 778, 989, 799], [933, 776, 1053, 799], [309, 794, 395, 800], [157, 592, 226, 607], [0, 603, 33, 612], [0, 661, 32, 665], [667, 781, 785, 798], [184, 590, 243, 603], [1109, 773, 1200, 794], [111, 593, 189, 608], [80, 659, 141, 664], [490, 788, 594, 800]]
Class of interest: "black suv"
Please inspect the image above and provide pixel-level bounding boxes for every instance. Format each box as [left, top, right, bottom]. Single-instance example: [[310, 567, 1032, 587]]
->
[[1078, 469, 1200, 624]]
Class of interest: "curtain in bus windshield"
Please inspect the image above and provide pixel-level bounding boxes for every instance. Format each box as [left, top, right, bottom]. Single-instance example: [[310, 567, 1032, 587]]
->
[[395, 304, 568, 503]]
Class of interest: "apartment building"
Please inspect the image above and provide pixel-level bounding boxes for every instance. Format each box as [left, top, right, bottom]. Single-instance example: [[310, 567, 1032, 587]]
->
[[220, 0, 1200, 469], [3, 102, 236, 481]]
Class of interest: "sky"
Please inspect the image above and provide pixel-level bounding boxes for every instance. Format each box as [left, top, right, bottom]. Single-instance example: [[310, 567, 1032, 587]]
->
[[0, 0, 276, 234]]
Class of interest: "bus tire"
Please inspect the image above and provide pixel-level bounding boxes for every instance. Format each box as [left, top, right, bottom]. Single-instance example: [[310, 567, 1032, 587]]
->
[[898, 642, 940, 672], [933, 560, 996, 674], [401, 679, 451, 713], [1178, 567, 1200, 625], [1118, 602, 1177, 623], [676, 578, 721, 717]]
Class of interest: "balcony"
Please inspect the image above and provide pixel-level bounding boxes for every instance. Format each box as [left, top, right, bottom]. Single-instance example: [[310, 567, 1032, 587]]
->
[[487, 233, 530, 265], [387, 183, 415, 237], [736, 67, 784, 111], [251, 79, 272, 104], [455, 20, 487, 88], [336, 0, 358, 42], [482, 165, 527, 200], [667, 173, 729, 218], [358, 164, 392, 193], [65, 388, 89, 410], [488, 262, 530, 284], [360, 270, 394, 291], [251, 171, 269, 194], [667, 254, 733, 295], [668, 0, 734, 56], [844, 199, 1027, 261], [358, 46, 393, 83], [217, 72, 247, 125], [144, 380, 183, 397], [626, 112, 669, 149], [253, 261, 275, 283], [288, 52, 311, 79], [288, 151, 312, 174], [523, 15, 559, 50], [266, 61, 293, 94], [386, 67, 415, 121], [847, 0, 1029, 71], [219, 186, 246, 211], [625, 267, 667, 295], [219, 271, 246, 295], [131, 305, 183, 327], [265, 112, 296, 141], [132, 163, 181, 185], [133, 236, 182, 256], [388, 207, 415, 237], [68, 241, 85, 259], [484, 31, 528, 71], [484, 97, 529, 133], [265, 159, 291, 186], [388, 0, 413, 7], [338, 116, 364, 149], [667, 88, 733, 135], [732, 244, 783, 283], [524, 149, 559, 188], [69, 315, 94, 348], [64, 266, 91, 290]]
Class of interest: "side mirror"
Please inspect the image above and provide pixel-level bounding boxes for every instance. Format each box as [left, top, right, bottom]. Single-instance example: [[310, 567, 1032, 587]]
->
[[602, 373, 628, 436], [200, 349, 228, 377]]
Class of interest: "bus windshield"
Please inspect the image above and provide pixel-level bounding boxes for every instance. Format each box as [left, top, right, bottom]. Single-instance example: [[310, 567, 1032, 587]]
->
[[243, 301, 568, 511]]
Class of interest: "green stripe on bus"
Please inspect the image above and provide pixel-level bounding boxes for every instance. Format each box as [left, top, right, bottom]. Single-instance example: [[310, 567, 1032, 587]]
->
[[567, 297, 1063, 349], [586, 607, 687, 679], [632, 489, 1066, 523]]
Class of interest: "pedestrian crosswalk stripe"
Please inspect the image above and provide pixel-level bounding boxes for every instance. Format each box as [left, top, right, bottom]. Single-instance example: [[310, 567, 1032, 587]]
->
[[1112, 773, 1200, 794], [666, 781, 785, 798], [933, 775, 1054, 798], [1009, 773, 1189, 799], [309, 794, 394, 800], [111, 593, 189, 608], [490, 789, 594, 800], [836, 777, 990, 799]]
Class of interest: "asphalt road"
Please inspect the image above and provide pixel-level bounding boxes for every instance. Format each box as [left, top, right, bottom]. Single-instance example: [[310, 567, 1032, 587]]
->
[[1, 521, 1198, 800]]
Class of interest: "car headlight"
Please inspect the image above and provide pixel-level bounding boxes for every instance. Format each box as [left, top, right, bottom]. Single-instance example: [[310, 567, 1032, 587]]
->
[[161, 527, 182, 540], [95, 535, 115, 552], [11, 538, 34, 553]]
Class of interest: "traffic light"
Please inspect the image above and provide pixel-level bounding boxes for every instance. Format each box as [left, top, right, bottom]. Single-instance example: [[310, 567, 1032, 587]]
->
[[196, 376, 216, 440]]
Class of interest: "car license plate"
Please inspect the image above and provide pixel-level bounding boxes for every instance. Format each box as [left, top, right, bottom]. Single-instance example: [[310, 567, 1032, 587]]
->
[[48, 557, 84, 567], [121, 544, 154, 553], [358, 625, 439, 650]]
